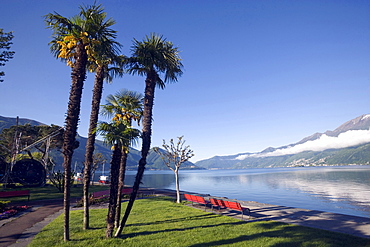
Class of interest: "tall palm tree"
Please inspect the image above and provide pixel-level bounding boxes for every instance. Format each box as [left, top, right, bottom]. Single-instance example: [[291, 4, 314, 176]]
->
[[115, 33, 183, 237], [96, 121, 140, 238], [81, 4, 123, 230], [100, 89, 143, 227], [45, 5, 100, 241]]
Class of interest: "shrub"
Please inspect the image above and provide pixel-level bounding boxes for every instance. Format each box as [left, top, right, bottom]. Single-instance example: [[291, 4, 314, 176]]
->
[[0, 200, 10, 211], [0, 205, 31, 220], [49, 170, 74, 192], [75, 195, 109, 207]]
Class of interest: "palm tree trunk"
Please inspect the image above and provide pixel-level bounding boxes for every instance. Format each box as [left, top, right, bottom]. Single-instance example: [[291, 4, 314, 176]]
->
[[115, 74, 156, 237], [83, 65, 105, 230], [106, 144, 121, 238], [115, 150, 128, 228], [62, 42, 87, 241]]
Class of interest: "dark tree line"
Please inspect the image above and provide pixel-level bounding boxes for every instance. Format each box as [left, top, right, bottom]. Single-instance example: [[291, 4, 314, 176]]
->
[[0, 28, 15, 82]]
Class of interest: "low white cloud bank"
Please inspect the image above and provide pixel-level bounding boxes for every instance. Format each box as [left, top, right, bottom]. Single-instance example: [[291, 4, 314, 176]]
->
[[236, 128, 370, 160]]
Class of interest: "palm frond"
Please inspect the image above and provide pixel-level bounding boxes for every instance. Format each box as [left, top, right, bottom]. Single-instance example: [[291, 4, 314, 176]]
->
[[45, 3, 123, 73], [100, 89, 144, 126], [96, 121, 141, 149], [125, 33, 183, 87]]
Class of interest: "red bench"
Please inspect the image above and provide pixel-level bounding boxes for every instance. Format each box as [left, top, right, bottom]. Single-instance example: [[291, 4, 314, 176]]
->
[[91, 188, 133, 199], [91, 189, 110, 198], [210, 198, 250, 219], [0, 190, 30, 201], [184, 194, 210, 211], [121, 188, 133, 195], [209, 198, 226, 210]]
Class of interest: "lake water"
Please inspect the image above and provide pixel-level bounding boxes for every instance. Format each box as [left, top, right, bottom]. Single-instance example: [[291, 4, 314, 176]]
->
[[102, 166, 370, 218]]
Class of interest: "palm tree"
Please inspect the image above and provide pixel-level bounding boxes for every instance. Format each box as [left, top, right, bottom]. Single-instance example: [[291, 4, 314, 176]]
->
[[45, 5, 100, 241], [100, 89, 143, 227], [96, 121, 140, 238], [101, 89, 143, 125], [115, 33, 183, 237], [81, 4, 123, 230]]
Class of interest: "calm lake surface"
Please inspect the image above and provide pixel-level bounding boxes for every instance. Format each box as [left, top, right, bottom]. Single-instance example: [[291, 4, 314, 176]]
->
[[111, 166, 370, 218]]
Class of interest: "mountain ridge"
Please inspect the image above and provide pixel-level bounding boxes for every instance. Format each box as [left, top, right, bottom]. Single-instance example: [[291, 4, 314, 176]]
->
[[296, 114, 370, 145], [195, 114, 370, 169], [3, 114, 370, 170], [0, 115, 199, 171]]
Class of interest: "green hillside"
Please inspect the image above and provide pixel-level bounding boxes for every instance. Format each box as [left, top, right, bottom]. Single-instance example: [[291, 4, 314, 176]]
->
[[0, 116, 199, 171], [196, 143, 370, 169]]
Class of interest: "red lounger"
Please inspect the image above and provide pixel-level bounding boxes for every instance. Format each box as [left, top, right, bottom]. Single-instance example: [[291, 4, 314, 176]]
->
[[0, 190, 30, 201], [121, 188, 133, 195], [91, 188, 133, 199], [222, 200, 250, 219], [184, 194, 210, 211], [210, 198, 226, 211], [91, 189, 110, 198]]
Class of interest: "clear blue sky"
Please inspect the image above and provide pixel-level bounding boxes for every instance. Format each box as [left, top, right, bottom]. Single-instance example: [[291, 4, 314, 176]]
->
[[1, 0, 370, 162]]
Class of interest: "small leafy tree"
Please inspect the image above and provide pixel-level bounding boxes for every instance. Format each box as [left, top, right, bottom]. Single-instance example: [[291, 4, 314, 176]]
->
[[49, 170, 75, 192], [0, 28, 15, 83], [153, 136, 194, 203]]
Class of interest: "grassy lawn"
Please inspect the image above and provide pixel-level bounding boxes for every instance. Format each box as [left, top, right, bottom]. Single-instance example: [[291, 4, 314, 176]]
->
[[29, 197, 370, 247], [0, 183, 108, 203]]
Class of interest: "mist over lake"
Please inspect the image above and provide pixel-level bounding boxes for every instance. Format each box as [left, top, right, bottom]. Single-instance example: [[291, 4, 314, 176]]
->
[[117, 166, 370, 218]]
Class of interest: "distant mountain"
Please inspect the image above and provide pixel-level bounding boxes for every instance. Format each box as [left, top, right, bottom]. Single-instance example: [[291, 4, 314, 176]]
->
[[296, 114, 370, 144], [0, 116, 43, 130], [5, 114, 370, 170], [196, 114, 370, 169], [0, 115, 199, 171]]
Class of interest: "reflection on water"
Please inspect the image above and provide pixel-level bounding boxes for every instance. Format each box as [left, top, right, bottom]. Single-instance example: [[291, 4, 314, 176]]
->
[[125, 171, 175, 188], [123, 166, 370, 218]]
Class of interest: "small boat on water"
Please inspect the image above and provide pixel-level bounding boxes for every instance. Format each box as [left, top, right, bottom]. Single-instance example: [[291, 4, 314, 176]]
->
[[99, 175, 110, 184], [74, 172, 82, 182], [99, 163, 110, 184], [73, 162, 83, 183]]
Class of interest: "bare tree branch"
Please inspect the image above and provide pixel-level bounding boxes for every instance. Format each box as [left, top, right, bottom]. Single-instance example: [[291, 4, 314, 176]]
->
[[153, 136, 194, 203]]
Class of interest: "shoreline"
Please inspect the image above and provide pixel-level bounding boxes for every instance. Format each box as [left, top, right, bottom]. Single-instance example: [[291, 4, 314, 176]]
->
[[1, 188, 370, 247]]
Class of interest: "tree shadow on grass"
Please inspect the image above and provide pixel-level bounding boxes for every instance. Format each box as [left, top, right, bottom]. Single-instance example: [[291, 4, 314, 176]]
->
[[126, 213, 220, 227], [119, 220, 247, 240], [188, 221, 370, 247], [189, 222, 301, 247]]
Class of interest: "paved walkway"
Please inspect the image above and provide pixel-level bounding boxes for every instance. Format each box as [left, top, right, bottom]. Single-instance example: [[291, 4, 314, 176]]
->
[[0, 199, 64, 247], [0, 188, 369, 247], [238, 201, 370, 239], [185, 192, 370, 240]]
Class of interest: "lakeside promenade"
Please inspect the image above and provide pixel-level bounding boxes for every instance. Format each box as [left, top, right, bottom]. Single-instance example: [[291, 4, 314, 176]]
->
[[0, 188, 369, 246]]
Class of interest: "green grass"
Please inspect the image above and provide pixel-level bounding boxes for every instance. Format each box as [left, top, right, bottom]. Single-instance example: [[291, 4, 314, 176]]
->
[[29, 197, 370, 247], [0, 183, 108, 203]]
